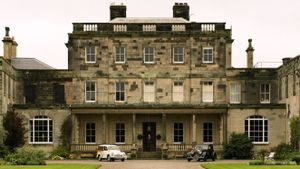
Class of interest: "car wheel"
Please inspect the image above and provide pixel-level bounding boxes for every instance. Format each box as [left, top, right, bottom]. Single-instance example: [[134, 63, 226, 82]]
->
[[98, 155, 102, 161], [187, 158, 191, 162], [121, 158, 125, 162], [107, 155, 112, 162]]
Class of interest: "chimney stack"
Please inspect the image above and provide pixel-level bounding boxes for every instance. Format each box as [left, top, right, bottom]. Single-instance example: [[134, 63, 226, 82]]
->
[[246, 39, 254, 68], [110, 4, 127, 20], [173, 3, 190, 21], [2, 27, 17, 59]]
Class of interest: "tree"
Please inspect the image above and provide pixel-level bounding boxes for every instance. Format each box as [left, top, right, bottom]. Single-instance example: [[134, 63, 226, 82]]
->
[[223, 133, 253, 159], [3, 109, 25, 150]]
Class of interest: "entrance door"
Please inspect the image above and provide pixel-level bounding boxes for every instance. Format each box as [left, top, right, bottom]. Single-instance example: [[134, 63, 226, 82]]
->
[[143, 122, 156, 151]]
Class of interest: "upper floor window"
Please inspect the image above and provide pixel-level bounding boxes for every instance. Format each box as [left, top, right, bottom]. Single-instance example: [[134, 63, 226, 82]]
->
[[173, 122, 183, 143], [116, 82, 125, 102], [85, 82, 96, 102], [116, 122, 125, 143], [85, 46, 96, 63], [144, 81, 155, 102], [53, 84, 65, 104], [260, 84, 270, 103], [115, 46, 126, 63], [173, 47, 184, 63], [29, 116, 53, 144], [144, 47, 155, 63], [230, 83, 241, 104], [202, 81, 213, 102], [25, 85, 36, 104], [173, 81, 184, 102], [85, 122, 96, 143], [202, 47, 213, 63], [245, 115, 268, 144]]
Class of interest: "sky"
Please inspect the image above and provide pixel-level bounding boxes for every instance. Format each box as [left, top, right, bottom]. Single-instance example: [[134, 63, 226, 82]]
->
[[0, 0, 300, 69]]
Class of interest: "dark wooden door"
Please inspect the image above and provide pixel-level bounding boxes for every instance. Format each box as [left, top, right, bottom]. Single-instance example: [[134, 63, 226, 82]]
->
[[143, 122, 156, 151]]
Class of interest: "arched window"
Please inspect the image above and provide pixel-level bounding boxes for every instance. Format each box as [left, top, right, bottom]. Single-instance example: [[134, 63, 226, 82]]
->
[[29, 116, 53, 144], [245, 115, 268, 143]]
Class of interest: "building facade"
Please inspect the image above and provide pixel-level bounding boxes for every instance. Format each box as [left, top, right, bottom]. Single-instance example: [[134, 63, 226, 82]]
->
[[0, 3, 292, 157]]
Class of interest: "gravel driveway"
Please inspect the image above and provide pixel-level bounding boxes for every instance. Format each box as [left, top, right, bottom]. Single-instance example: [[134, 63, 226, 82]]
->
[[47, 159, 204, 169]]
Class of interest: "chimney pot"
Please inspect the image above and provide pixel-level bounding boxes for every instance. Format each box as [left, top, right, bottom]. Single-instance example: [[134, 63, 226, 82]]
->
[[5, 27, 9, 36], [246, 38, 254, 68], [173, 2, 190, 21]]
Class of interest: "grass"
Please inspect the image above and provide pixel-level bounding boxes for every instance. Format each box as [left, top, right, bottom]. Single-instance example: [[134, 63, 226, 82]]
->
[[0, 164, 100, 169], [202, 163, 300, 169]]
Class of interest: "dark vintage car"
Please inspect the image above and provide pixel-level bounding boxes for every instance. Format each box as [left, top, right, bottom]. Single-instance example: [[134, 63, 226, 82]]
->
[[186, 144, 217, 162]]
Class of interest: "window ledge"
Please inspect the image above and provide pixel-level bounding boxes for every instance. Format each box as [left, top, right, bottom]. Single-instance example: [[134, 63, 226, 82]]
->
[[29, 142, 53, 145], [253, 142, 269, 145]]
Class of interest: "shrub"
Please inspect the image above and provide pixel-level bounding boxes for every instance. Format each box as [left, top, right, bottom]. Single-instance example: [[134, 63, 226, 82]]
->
[[5, 146, 46, 165], [51, 146, 70, 159], [60, 116, 72, 149], [0, 145, 10, 158], [291, 155, 300, 165], [253, 149, 268, 160], [3, 109, 25, 150], [274, 143, 292, 160], [223, 133, 253, 159], [249, 160, 265, 165]]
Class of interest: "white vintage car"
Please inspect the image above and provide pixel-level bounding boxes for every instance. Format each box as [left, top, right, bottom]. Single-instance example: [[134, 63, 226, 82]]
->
[[96, 144, 127, 162]]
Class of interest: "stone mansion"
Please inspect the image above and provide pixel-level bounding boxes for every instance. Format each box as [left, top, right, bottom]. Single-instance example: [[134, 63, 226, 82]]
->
[[0, 3, 298, 157]]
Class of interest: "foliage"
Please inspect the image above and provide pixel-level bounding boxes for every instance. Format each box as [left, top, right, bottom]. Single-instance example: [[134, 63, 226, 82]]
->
[[274, 143, 293, 160], [253, 149, 268, 160], [291, 155, 300, 165], [51, 146, 70, 159], [0, 145, 9, 158], [4, 146, 46, 165], [0, 164, 100, 169], [249, 160, 265, 165], [3, 109, 25, 150], [223, 133, 253, 159], [60, 116, 73, 149], [290, 117, 300, 150]]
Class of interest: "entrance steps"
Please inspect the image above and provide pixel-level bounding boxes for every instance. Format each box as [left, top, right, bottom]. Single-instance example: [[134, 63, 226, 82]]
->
[[137, 151, 161, 159]]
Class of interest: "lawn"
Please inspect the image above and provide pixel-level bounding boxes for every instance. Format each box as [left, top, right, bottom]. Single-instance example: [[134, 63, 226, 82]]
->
[[202, 163, 300, 169], [0, 164, 100, 169]]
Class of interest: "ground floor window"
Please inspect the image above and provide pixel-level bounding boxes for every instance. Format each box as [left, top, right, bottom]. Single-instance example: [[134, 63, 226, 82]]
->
[[245, 115, 268, 143], [203, 122, 213, 143], [174, 122, 183, 143], [29, 116, 53, 143], [85, 122, 96, 143], [116, 122, 125, 143]]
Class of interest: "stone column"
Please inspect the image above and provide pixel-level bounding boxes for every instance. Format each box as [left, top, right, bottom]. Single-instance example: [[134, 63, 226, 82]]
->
[[162, 113, 166, 142], [132, 114, 136, 144], [192, 114, 197, 144], [102, 114, 107, 143]]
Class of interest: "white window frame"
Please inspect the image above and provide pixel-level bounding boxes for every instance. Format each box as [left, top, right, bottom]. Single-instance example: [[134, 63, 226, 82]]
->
[[115, 46, 126, 63], [230, 83, 241, 104], [173, 47, 184, 63], [173, 81, 184, 102], [202, 47, 213, 63], [85, 46, 96, 63], [173, 122, 184, 144], [85, 81, 96, 102], [202, 81, 213, 103], [29, 116, 53, 144], [245, 116, 268, 144], [85, 122, 96, 144], [260, 83, 270, 104], [115, 122, 125, 144], [144, 46, 155, 64], [144, 81, 155, 102], [203, 122, 213, 144], [115, 82, 125, 102]]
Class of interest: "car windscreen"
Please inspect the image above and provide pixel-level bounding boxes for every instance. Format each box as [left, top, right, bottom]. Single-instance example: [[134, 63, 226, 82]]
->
[[108, 146, 120, 150]]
